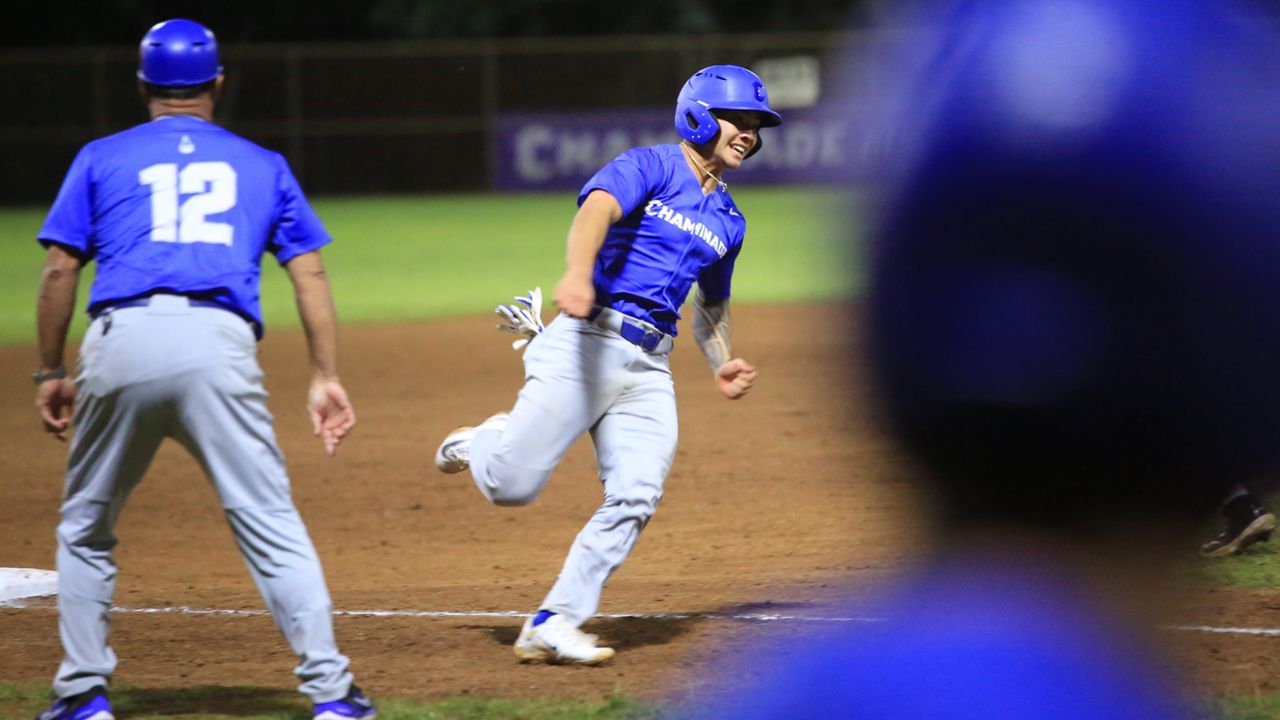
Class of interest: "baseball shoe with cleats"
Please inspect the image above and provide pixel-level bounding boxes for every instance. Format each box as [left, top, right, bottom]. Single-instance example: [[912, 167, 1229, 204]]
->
[[1201, 511, 1277, 558], [513, 613, 615, 665], [312, 685, 376, 720], [1200, 494, 1277, 558], [35, 686, 113, 720], [434, 413, 509, 474]]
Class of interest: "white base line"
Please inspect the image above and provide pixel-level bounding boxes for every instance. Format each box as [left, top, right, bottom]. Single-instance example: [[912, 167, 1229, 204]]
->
[[1168, 624, 1280, 637], [101, 606, 882, 623], [7, 603, 1280, 636]]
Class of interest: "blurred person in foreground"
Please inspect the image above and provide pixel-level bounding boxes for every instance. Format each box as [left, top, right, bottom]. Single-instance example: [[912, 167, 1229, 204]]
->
[[694, 0, 1280, 717], [33, 19, 372, 720]]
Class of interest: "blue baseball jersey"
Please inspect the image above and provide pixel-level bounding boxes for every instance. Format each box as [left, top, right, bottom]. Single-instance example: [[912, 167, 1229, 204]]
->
[[578, 143, 746, 336], [38, 115, 330, 337]]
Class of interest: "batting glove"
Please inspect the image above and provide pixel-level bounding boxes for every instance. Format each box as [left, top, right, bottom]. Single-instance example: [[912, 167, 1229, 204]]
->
[[496, 287, 545, 350]]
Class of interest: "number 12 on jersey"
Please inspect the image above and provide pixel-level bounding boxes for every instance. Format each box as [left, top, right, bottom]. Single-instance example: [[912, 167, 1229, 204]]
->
[[138, 161, 237, 246]]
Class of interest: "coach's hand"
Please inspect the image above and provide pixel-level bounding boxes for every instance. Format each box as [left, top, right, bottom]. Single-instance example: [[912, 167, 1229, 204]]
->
[[308, 378, 355, 456], [554, 271, 596, 319], [715, 358, 757, 400], [36, 377, 77, 441]]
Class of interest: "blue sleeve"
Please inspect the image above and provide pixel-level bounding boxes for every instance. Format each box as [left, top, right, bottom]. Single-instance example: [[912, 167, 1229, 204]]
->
[[577, 148, 660, 215], [38, 145, 96, 258], [269, 154, 331, 265], [698, 238, 743, 301]]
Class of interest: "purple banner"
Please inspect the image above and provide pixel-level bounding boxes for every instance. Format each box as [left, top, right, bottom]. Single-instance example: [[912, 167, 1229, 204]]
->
[[493, 106, 853, 191]]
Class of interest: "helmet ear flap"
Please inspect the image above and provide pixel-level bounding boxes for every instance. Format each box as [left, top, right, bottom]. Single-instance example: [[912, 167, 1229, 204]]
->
[[675, 100, 720, 145]]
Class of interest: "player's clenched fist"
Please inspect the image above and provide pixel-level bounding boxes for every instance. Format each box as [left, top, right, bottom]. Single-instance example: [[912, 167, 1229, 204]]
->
[[554, 271, 596, 318], [715, 358, 757, 400]]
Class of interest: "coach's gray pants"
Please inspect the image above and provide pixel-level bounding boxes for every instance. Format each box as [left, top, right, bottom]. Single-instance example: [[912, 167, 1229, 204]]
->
[[469, 313, 678, 627], [53, 295, 352, 702]]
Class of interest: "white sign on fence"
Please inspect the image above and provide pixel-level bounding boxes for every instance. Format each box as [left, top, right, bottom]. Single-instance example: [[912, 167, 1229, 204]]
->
[[756, 55, 822, 109]]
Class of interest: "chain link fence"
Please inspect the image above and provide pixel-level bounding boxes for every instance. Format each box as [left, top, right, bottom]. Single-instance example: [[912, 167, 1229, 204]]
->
[[1, 32, 869, 203]]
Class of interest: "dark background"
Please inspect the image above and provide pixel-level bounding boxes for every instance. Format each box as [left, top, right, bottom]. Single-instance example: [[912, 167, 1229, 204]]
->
[[4, 4, 866, 202], [6, 1, 871, 46]]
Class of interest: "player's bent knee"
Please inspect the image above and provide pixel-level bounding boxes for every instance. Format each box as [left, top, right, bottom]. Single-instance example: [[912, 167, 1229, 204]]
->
[[55, 502, 118, 550], [489, 482, 543, 507], [479, 463, 551, 506]]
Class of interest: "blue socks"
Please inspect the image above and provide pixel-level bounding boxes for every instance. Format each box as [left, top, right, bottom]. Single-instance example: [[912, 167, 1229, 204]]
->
[[532, 609, 555, 627]]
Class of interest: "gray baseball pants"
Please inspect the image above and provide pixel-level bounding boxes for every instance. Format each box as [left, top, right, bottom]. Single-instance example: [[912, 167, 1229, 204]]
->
[[53, 295, 352, 702], [469, 312, 678, 627]]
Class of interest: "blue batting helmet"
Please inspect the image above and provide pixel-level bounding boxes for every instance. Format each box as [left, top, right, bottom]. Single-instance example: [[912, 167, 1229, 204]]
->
[[675, 65, 781, 157], [137, 19, 222, 87]]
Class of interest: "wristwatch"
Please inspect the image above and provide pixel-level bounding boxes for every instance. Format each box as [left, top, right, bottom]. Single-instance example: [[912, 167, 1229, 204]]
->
[[32, 367, 68, 385]]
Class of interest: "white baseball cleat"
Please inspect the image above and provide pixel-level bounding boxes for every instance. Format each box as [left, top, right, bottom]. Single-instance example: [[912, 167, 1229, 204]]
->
[[434, 426, 476, 473], [434, 413, 509, 474], [513, 614, 615, 665]]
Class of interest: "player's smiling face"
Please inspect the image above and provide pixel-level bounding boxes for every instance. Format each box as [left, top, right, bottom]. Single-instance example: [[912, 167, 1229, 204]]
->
[[712, 110, 764, 170]]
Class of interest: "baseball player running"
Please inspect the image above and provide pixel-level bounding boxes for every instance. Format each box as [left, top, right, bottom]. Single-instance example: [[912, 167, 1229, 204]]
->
[[33, 20, 373, 720], [434, 65, 780, 664]]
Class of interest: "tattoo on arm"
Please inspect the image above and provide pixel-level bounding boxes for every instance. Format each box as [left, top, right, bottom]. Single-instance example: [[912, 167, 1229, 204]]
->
[[693, 290, 732, 371]]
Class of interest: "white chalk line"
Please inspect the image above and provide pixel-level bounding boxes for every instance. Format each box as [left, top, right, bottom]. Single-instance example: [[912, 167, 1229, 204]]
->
[[6, 602, 1280, 637], [26, 604, 882, 624], [1168, 624, 1280, 637]]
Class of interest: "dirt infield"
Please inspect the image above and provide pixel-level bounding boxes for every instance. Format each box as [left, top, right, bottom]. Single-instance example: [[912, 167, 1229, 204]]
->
[[2, 303, 1278, 707]]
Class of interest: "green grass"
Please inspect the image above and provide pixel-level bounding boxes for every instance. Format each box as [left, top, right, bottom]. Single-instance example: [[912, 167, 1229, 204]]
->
[[0, 187, 860, 346], [1192, 539, 1280, 588], [0, 682, 669, 720], [1200, 695, 1280, 720], [8, 681, 1280, 720]]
